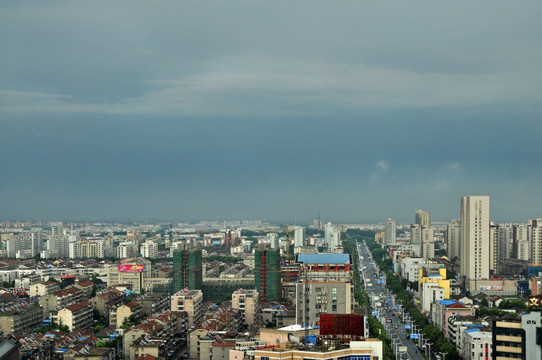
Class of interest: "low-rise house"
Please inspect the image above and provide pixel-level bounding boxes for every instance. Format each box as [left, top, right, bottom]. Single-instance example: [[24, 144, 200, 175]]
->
[[72, 347, 115, 360]]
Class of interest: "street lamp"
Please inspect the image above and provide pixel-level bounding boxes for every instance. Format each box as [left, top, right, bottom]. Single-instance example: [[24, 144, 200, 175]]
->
[[438, 351, 447, 360]]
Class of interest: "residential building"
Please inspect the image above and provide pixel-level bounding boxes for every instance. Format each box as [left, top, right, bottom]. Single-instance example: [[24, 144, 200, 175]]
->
[[29, 280, 60, 297], [0, 303, 42, 335], [421, 282, 444, 314], [110, 301, 143, 327], [140, 240, 158, 259], [529, 219, 542, 265], [170, 289, 203, 327], [431, 300, 475, 336], [295, 253, 354, 324], [514, 222, 530, 261], [462, 330, 492, 360], [324, 223, 341, 252], [385, 218, 396, 245], [421, 226, 435, 260], [460, 196, 490, 289], [446, 219, 461, 259], [400, 257, 423, 282], [293, 226, 305, 248], [231, 289, 259, 325], [53, 301, 93, 332], [416, 210, 431, 227]]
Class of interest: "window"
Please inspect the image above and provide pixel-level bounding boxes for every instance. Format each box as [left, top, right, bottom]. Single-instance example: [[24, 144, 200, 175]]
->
[[332, 296, 337, 303], [332, 305, 337, 311], [332, 287, 337, 294], [315, 287, 321, 292]]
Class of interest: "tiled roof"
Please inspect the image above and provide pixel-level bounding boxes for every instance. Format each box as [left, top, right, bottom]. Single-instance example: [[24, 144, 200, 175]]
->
[[77, 280, 94, 288], [66, 301, 90, 312]]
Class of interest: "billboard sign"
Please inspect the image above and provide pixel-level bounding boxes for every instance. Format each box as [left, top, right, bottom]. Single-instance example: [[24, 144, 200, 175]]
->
[[118, 264, 144, 273]]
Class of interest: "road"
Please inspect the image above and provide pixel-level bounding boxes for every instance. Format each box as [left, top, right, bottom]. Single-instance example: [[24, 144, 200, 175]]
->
[[357, 241, 425, 360]]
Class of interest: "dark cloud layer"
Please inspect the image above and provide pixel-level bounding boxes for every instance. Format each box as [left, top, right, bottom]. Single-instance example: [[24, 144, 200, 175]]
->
[[1, 1, 542, 223]]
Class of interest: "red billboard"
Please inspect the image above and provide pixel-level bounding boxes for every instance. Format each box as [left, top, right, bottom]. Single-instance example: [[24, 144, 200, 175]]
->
[[319, 314, 364, 336], [118, 264, 144, 273]]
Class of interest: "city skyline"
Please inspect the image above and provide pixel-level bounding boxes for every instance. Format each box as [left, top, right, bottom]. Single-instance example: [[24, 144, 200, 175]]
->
[[2, 1, 542, 223]]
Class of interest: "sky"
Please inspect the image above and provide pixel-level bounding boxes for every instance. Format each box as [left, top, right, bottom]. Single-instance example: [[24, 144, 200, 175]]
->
[[1, 1, 542, 223]]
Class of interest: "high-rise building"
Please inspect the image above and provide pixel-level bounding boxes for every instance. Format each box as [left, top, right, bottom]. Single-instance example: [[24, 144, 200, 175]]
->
[[411, 224, 422, 245], [446, 220, 461, 259], [172, 247, 203, 293], [140, 240, 159, 259], [30, 230, 42, 258], [460, 195, 490, 285], [514, 223, 529, 261], [324, 223, 341, 252], [293, 226, 305, 248], [231, 289, 259, 325], [295, 253, 354, 325], [421, 226, 435, 260], [415, 210, 431, 227], [529, 219, 542, 265], [254, 247, 281, 302], [385, 219, 396, 245]]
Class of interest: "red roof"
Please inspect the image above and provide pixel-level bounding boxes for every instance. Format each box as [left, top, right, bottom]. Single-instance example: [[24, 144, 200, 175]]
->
[[446, 302, 469, 309], [134, 355, 157, 360], [66, 301, 90, 312], [77, 280, 94, 288], [125, 301, 140, 309]]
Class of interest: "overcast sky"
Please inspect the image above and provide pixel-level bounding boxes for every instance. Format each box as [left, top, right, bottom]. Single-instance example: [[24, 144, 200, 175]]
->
[[1, 1, 541, 223]]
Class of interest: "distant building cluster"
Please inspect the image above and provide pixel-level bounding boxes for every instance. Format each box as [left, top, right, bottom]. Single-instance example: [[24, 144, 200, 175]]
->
[[1, 195, 541, 360]]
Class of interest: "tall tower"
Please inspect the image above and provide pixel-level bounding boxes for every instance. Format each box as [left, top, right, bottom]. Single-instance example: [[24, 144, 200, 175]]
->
[[255, 247, 281, 302], [415, 210, 431, 227], [460, 196, 490, 285], [446, 220, 461, 259], [293, 227, 305, 247], [421, 226, 435, 260], [172, 247, 202, 293], [528, 219, 542, 265], [385, 219, 396, 245]]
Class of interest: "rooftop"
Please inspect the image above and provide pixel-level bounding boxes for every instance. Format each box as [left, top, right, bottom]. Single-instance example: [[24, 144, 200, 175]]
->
[[297, 254, 350, 265]]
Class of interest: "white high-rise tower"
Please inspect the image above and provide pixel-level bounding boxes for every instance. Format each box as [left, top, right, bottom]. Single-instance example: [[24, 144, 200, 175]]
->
[[385, 219, 396, 245], [460, 195, 490, 286]]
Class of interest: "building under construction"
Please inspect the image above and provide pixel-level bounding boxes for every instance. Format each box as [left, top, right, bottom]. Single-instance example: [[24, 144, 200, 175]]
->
[[172, 247, 203, 293], [255, 247, 281, 302]]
